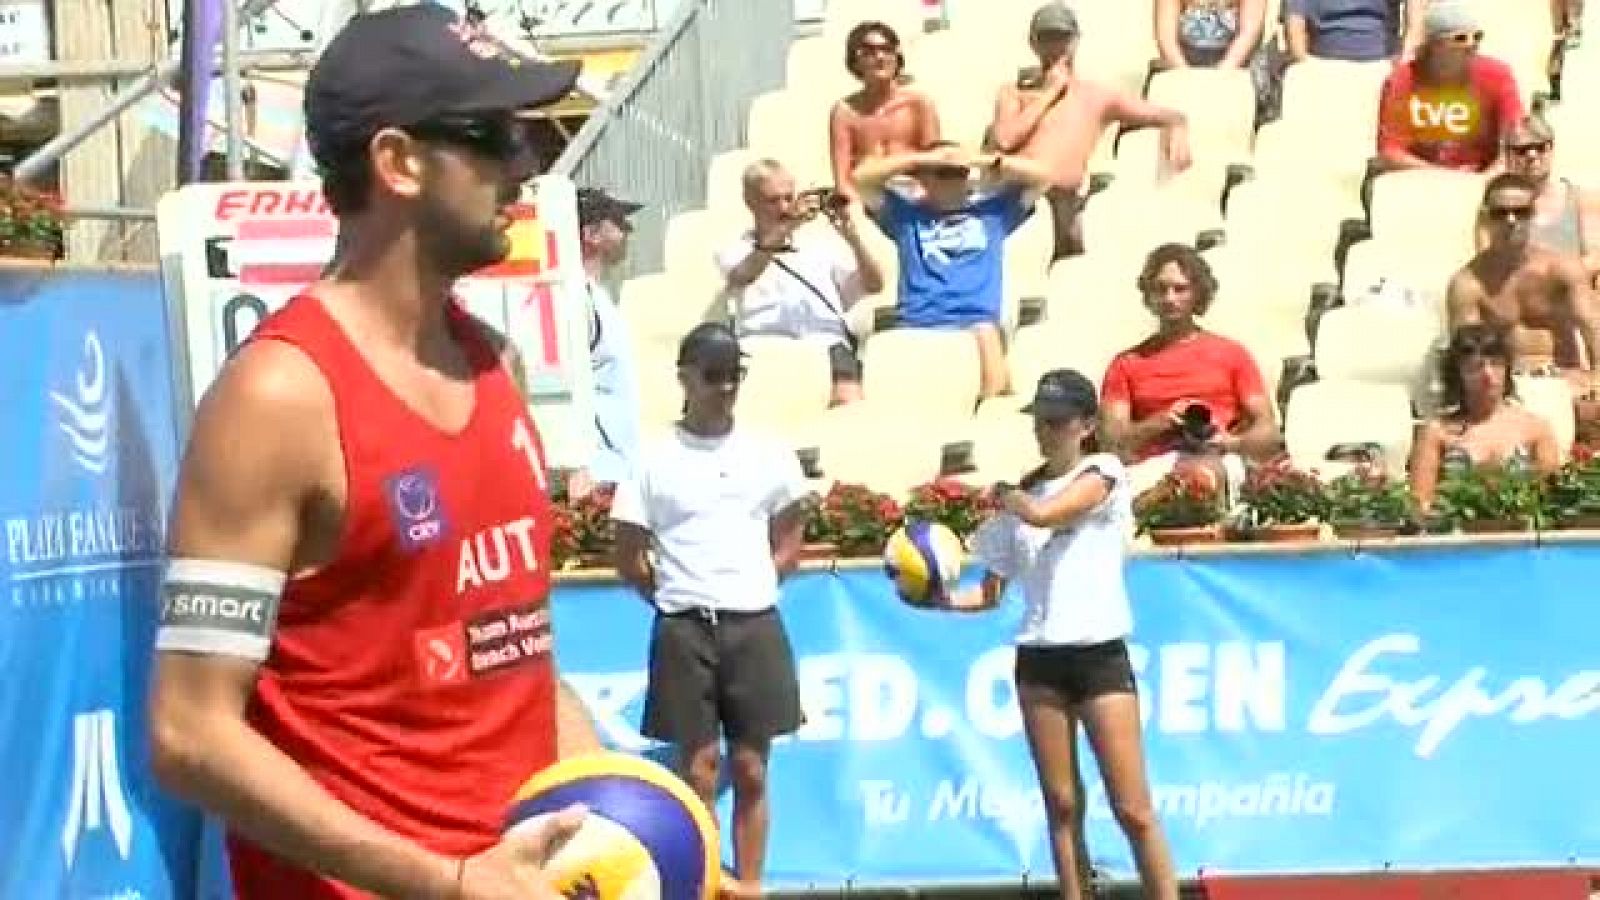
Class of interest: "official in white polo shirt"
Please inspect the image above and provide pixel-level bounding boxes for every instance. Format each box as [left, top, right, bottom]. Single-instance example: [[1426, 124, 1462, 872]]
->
[[609, 321, 810, 893], [944, 368, 1180, 900]]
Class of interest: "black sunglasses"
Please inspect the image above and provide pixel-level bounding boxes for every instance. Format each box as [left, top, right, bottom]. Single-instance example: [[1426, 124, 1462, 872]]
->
[[407, 114, 537, 162], [1486, 204, 1533, 221], [695, 363, 747, 385]]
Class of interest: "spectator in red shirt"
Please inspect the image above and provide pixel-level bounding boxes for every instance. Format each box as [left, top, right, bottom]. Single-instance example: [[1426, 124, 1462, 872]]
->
[[1101, 244, 1281, 495], [1375, 1, 1522, 173]]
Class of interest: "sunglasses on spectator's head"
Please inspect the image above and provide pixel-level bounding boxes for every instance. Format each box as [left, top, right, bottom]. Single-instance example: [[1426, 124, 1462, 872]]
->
[[1486, 203, 1533, 222], [1441, 30, 1484, 46], [407, 114, 537, 161], [1510, 140, 1552, 156]]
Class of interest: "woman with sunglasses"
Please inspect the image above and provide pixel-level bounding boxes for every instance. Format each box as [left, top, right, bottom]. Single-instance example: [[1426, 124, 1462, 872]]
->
[[941, 369, 1180, 900]]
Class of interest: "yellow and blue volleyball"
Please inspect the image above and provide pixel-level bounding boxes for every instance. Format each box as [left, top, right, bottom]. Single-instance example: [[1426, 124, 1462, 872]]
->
[[883, 519, 965, 607], [505, 751, 720, 900]]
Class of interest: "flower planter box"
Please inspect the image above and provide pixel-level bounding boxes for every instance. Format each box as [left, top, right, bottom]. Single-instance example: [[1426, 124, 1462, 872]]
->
[[1332, 520, 1403, 541], [1254, 521, 1323, 543], [1148, 525, 1224, 547], [1459, 518, 1531, 534]]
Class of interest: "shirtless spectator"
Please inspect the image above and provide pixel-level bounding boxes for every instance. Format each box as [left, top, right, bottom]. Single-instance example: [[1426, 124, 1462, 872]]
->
[[829, 21, 940, 205], [855, 142, 1052, 399], [1101, 244, 1281, 497], [719, 159, 884, 406], [1447, 173, 1599, 399], [1376, 1, 1522, 173], [1493, 113, 1600, 283], [988, 2, 1192, 260]]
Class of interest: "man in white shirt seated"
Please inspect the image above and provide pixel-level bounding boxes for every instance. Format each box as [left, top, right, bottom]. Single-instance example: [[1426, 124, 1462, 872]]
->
[[609, 321, 811, 896], [716, 158, 885, 406]]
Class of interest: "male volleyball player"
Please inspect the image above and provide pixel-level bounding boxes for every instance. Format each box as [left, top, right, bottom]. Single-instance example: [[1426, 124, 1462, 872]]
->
[[147, 7, 604, 899]]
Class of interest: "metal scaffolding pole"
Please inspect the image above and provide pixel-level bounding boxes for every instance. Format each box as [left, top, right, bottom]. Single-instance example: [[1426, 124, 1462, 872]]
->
[[221, 0, 246, 179], [12, 0, 281, 186]]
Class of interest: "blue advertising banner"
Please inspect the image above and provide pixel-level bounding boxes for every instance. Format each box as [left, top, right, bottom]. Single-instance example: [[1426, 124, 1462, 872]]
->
[[0, 270, 200, 899], [554, 548, 1600, 889]]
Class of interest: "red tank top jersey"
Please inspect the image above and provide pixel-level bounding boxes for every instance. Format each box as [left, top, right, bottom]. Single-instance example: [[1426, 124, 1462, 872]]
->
[[227, 295, 557, 898]]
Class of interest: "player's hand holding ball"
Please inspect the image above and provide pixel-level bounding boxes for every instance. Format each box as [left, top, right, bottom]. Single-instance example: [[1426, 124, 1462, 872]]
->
[[460, 803, 590, 900], [883, 519, 965, 609]]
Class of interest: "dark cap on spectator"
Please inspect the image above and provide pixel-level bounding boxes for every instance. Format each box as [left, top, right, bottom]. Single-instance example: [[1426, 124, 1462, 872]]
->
[[577, 187, 643, 229], [1029, 2, 1080, 37], [304, 4, 580, 162], [1022, 369, 1098, 418], [677, 322, 745, 369]]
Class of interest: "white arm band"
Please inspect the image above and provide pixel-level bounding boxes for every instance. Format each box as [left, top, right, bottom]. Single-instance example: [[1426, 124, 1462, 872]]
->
[[156, 558, 287, 661]]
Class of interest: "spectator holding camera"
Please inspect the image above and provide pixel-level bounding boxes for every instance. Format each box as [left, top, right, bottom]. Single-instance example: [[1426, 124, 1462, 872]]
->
[[1101, 244, 1281, 493], [718, 159, 884, 406], [829, 20, 941, 206], [855, 141, 1053, 400]]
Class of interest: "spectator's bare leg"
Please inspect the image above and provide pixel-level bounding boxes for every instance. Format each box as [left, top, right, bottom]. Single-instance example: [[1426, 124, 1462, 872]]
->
[[831, 378, 864, 406], [972, 322, 1011, 399]]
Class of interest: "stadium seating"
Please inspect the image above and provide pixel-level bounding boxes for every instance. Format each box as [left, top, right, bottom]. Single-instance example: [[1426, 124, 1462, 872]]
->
[[610, 0, 1599, 513]]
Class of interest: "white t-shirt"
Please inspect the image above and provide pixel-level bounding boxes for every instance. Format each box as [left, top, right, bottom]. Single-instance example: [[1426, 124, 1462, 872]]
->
[[715, 227, 861, 346], [610, 425, 811, 615], [970, 453, 1135, 646]]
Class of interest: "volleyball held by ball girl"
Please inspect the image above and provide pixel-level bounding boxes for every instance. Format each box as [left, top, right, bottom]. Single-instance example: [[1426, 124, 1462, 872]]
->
[[940, 368, 1181, 900]]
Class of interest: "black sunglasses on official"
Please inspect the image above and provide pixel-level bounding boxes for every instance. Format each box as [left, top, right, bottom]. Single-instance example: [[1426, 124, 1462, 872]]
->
[[407, 114, 538, 161], [1509, 140, 1552, 157], [1486, 203, 1534, 222], [699, 364, 747, 386]]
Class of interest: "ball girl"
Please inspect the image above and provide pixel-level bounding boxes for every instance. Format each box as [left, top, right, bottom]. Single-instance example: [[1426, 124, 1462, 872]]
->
[[943, 368, 1178, 900]]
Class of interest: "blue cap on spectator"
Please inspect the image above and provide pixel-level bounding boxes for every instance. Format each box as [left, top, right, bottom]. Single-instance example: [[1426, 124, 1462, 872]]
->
[[1022, 369, 1098, 418], [677, 322, 745, 369]]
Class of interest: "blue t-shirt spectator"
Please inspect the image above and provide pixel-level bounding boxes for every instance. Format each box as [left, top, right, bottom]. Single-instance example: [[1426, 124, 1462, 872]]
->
[[1286, 0, 1400, 62], [872, 185, 1032, 328]]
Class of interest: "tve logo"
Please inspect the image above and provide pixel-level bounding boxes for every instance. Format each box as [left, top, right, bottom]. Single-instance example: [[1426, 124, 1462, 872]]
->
[[61, 709, 134, 867], [1402, 87, 1482, 142]]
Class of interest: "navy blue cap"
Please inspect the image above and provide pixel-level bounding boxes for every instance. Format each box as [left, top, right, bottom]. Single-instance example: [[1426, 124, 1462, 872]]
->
[[1022, 368, 1098, 418], [677, 322, 745, 369], [304, 5, 580, 164], [577, 187, 643, 228]]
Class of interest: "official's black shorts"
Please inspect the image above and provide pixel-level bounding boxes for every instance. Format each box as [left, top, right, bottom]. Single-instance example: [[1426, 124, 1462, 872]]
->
[[642, 607, 803, 747], [828, 342, 864, 383], [1014, 639, 1137, 706]]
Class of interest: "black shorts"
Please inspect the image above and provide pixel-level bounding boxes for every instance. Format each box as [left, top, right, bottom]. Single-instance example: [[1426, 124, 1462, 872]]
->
[[1014, 639, 1137, 706], [1044, 186, 1086, 261], [642, 607, 803, 747], [828, 342, 863, 383]]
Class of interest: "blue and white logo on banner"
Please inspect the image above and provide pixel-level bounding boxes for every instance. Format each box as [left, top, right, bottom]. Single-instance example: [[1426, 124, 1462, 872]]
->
[[0, 270, 198, 899], [553, 549, 1600, 889]]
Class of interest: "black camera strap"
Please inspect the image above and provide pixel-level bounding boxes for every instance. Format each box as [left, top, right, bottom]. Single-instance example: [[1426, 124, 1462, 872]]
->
[[768, 252, 859, 353]]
